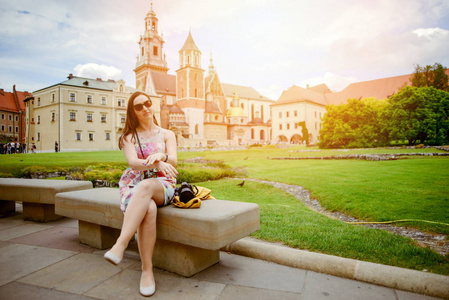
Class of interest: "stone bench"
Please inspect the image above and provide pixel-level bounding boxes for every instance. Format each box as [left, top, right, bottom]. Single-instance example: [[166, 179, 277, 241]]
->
[[0, 178, 93, 222], [55, 187, 260, 277]]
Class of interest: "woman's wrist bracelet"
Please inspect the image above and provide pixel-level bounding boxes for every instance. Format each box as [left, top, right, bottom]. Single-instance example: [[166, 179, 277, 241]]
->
[[164, 154, 168, 162]]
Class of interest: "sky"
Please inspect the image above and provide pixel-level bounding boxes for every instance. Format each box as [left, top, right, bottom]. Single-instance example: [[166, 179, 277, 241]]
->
[[1, 0, 448, 100]]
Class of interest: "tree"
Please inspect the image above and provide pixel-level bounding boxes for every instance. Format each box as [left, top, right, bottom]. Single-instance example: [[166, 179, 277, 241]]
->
[[297, 121, 309, 144], [318, 98, 385, 148], [410, 63, 449, 91], [382, 86, 449, 145]]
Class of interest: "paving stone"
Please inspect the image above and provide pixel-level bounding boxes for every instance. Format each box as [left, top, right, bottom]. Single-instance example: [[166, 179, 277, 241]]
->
[[85, 268, 226, 300], [0, 244, 77, 286], [18, 252, 137, 295], [0, 223, 53, 241], [0, 281, 96, 300], [218, 285, 301, 300], [302, 270, 396, 300], [9, 226, 95, 253], [194, 252, 306, 293]]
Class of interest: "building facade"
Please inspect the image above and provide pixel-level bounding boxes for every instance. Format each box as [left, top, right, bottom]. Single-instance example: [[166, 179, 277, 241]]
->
[[136, 5, 274, 147], [0, 85, 31, 145], [27, 75, 138, 152]]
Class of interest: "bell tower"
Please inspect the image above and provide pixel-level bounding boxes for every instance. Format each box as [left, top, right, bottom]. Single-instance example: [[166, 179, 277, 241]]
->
[[176, 31, 205, 139], [134, 3, 168, 91]]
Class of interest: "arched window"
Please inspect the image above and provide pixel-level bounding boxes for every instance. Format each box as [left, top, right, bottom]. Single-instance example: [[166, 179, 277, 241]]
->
[[261, 105, 264, 120], [141, 47, 144, 57], [152, 22, 156, 30], [251, 104, 254, 120], [187, 55, 190, 64], [251, 128, 254, 139], [260, 130, 265, 140], [195, 124, 199, 135]]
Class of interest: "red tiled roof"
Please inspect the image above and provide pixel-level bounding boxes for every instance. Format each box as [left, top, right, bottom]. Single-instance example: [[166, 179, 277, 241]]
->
[[272, 85, 329, 106], [0, 88, 30, 112], [151, 71, 176, 95], [273, 69, 449, 107]]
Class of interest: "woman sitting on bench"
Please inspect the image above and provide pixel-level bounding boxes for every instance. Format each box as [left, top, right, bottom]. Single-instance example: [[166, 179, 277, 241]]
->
[[104, 91, 178, 297]]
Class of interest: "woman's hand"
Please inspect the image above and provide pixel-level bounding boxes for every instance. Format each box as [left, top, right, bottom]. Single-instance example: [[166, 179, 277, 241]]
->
[[156, 161, 178, 179], [143, 153, 165, 166]]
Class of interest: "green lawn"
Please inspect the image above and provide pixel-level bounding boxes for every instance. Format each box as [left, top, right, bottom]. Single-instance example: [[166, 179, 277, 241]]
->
[[1, 146, 448, 274]]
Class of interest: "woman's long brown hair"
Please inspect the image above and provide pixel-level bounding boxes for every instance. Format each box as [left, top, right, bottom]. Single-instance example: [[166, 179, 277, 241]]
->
[[118, 91, 158, 149]]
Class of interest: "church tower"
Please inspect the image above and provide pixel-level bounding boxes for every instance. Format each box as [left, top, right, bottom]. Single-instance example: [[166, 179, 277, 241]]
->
[[176, 31, 205, 139], [134, 3, 168, 91]]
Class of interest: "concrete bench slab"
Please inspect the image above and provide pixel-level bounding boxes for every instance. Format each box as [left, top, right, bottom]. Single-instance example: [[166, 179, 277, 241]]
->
[[55, 187, 260, 277], [0, 178, 93, 222]]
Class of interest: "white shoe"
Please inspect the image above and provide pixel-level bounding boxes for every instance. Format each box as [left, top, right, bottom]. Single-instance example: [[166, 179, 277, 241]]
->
[[104, 251, 122, 265], [140, 279, 156, 297]]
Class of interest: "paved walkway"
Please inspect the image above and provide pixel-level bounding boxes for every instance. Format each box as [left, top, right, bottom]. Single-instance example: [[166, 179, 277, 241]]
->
[[0, 206, 444, 300]]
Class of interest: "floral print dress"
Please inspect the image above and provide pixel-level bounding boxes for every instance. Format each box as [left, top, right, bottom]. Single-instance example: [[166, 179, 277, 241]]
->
[[118, 128, 176, 212]]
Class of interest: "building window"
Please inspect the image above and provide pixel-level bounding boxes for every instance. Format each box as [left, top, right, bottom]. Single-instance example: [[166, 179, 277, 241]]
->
[[51, 112, 55, 122], [87, 95, 93, 104], [8, 126, 12, 132], [76, 132, 81, 141], [120, 115, 126, 123], [70, 112, 76, 121], [101, 114, 106, 123], [15, 126, 18, 133], [260, 130, 265, 140], [295, 123, 298, 129], [37, 115, 40, 124], [37, 132, 40, 141], [315, 111, 317, 118], [287, 123, 290, 130], [70, 93, 76, 102], [89, 133, 94, 141], [279, 112, 282, 118], [251, 128, 254, 139], [141, 47, 144, 57], [286, 112, 289, 118], [279, 124, 282, 130], [37, 98, 40, 106], [195, 124, 199, 135], [319, 112, 322, 119], [15, 116, 18, 122], [8, 115, 12, 121], [105, 132, 110, 140], [101, 97, 106, 105], [52, 93, 55, 102], [117, 99, 125, 107], [1, 113, 4, 120], [1, 125, 4, 131], [294, 110, 297, 117], [153, 46, 158, 56], [87, 113, 93, 122]]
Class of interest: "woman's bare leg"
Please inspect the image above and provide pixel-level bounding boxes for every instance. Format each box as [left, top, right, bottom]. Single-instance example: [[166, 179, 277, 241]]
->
[[107, 179, 165, 261], [137, 199, 158, 288]]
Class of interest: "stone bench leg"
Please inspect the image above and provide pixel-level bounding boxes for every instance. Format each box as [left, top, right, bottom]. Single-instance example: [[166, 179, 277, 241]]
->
[[0, 200, 15, 216], [22, 203, 61, 222], [78, 220, 121, 250], [153, 239, 220, 277]]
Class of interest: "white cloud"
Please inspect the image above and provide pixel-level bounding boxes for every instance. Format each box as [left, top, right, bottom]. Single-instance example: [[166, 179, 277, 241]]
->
[[299, 73, 357, 92], [73, 63, 122, 81]]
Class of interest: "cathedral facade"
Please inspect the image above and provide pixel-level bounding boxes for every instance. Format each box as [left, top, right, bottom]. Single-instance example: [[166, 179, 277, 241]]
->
[[134, 5, 274, 147]]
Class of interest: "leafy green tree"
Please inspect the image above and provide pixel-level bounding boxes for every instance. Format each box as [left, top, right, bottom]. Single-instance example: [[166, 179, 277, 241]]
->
[[382, 86, 449, 145], [297, 121, 309, 144], [411, 63, 449, 91], [319, 98, 384, 148]]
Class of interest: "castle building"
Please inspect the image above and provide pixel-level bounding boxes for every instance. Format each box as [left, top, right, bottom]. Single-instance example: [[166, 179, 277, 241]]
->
[[135, 4, 274, 147]]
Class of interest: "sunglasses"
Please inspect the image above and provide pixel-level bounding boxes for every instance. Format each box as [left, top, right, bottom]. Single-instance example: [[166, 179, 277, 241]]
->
[[134, 100, 152, 111]]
